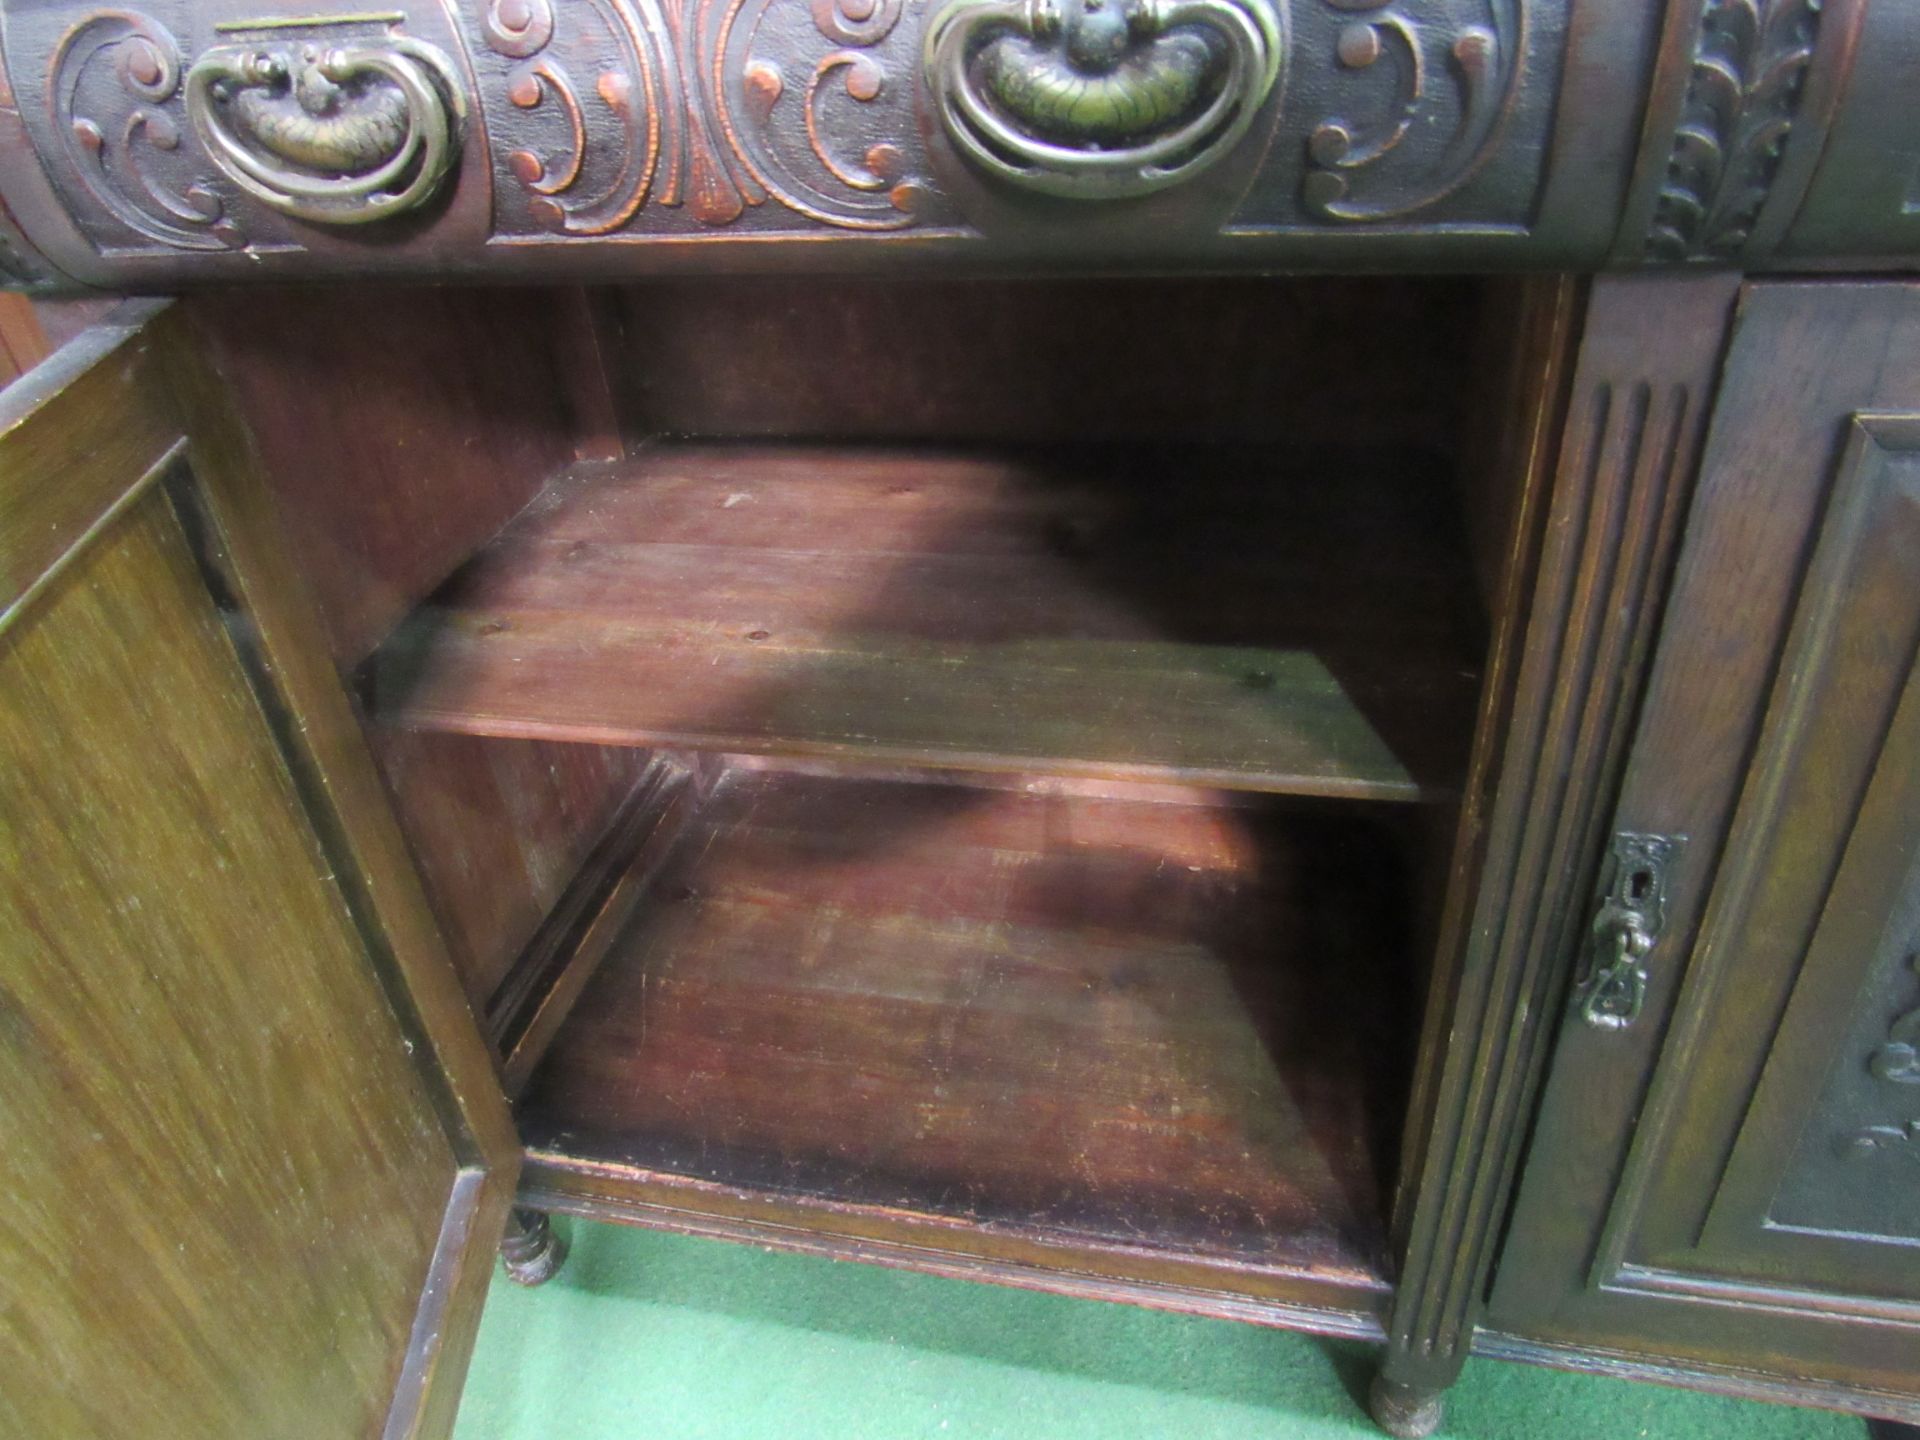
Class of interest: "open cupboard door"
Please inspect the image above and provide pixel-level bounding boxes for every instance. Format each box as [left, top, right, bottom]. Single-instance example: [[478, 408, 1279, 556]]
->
[[0, 302, 518, 1438]]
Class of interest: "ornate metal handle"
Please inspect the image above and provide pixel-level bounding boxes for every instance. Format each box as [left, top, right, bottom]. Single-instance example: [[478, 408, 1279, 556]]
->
[[185, 35, 463, 225], [925, 0, 1282, 199], [1577, 831, 1683, 1032]]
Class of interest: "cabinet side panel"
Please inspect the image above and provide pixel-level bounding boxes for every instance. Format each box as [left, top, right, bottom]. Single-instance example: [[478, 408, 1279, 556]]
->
[[374, 729, 655, 1007], [180, 288, 579, 666], [181, 288, 651, 1016]]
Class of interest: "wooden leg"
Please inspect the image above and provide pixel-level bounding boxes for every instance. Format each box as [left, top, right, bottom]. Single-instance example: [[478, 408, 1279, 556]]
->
[[500, 1207, 568, 1286], [1369, 1372, 1446, 1439]]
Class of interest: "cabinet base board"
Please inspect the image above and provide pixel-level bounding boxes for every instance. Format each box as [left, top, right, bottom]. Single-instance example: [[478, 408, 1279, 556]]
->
[[518, 1157, 1390, 1341]]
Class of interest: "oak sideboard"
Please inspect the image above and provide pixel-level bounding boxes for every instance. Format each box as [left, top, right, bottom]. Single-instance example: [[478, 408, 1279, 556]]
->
[[1, 0, 1917, 1436]]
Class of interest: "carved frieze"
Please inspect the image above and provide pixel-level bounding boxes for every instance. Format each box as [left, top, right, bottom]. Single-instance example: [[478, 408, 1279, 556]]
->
[[469, 0, 931, 236], [1301, 0, 1526, 222], [8, 3, 483, 259], [4, 0, 1902, 280]]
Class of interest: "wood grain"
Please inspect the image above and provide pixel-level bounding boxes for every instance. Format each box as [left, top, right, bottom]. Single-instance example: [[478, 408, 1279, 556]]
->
[[0, 298, 174, 626], [1490, 281, 1920, 1414], [0, 488, 453, 1440], [1382, 272, 1738, 1397], [489, 754, 699, 1094], [371, 730, 657, 1007], [180, 289, 654, 1034], [154, 308, 526, 1437], [518, 766, 1414, 1307], [0, 291, 49, 386], [376, 444, 1485, 801], [180, 288, 580, 665], [609, 277, 1480, 450]]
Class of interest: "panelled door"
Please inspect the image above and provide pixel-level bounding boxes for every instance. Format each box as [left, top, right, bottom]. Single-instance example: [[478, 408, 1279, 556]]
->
[[1487, 282, 1920, 1417], [0, 303, 516, 1438]]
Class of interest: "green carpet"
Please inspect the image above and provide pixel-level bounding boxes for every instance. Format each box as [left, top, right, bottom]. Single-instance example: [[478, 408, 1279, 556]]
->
[[454, 1219, 1868, 1440]]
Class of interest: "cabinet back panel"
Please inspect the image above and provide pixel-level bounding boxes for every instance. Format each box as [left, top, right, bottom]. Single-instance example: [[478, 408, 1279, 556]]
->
[[608, 277, 1481, 450]]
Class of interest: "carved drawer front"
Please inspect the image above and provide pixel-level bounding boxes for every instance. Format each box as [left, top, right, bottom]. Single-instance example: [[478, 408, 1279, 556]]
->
[[0, 0, 1599, 283], [4, 0, 1911, 284], [0, 2, 488, 257]]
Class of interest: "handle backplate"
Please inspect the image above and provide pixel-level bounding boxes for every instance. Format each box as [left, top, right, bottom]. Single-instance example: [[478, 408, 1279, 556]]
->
[[925, 0, 1282, 200], [1578, 830, 1685, 1032], [185, 32, 464, 225]]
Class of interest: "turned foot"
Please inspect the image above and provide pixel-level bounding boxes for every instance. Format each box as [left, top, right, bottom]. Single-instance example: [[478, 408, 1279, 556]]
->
[[500, 1207, 567, 1286], [1370, 1374, 1445, 1439]]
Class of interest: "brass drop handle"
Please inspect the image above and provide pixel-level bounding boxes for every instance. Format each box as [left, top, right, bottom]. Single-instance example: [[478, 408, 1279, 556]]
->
[[1577, 832, 1684, 1032], [924, 0, 1282, 199], [1580, 909, 1654, 1031], [185, 35, 464, 225]]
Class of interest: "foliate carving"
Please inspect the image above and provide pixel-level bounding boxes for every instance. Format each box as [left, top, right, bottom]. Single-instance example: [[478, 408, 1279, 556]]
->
[[51, 11, 240, 251], [481, 0, 925, 234], [1302, 0, 1525, 222], [1644, 0, 1821, 261], [923, 0, 1284, 200]]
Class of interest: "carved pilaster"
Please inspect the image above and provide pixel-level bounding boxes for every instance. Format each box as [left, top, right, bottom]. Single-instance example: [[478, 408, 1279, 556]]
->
[[1381, 273, 1740, 1395]]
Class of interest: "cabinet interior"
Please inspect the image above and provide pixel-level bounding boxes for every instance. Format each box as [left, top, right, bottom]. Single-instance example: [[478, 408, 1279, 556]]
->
[[183, 272, 1562, 1329]]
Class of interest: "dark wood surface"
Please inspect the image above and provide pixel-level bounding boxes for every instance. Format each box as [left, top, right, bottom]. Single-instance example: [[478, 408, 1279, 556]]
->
[[157, 304, 533, 1436], [180, 288, 581, 667], [0, 304, 176, 625], [1488, 281, 1920, 1420], [520, 764, 1412, 1306], [180, 287, 656, 1022], [607, 277, 1481, 451], [0, 303, 516, 1438], [0, 0, 1906, 286], [1381, 271, 1740, 1402], [16, 261, 1918, 1436], [0, 292, 47, 386], [0, 483, 453, 1439], [373, 730, 657, 1008], [488, 753, 699, 1095], [375, 443, 1485, 801]]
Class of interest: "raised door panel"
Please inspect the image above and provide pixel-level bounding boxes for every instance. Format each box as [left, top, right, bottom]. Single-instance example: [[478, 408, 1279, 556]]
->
[[1487, 283, 1920, 1419], [0, 308, 516, 1438]]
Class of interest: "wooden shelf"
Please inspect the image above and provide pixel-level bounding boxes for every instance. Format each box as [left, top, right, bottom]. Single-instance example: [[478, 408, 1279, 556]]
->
[[516, 767, 1411, 1309], [372, 444, 1484, 802]]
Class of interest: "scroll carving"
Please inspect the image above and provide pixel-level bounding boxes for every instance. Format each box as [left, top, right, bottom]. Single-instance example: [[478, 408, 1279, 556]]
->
[[51, 11, 240, 250], [1302, 0, 1525, 222], [1868, 953, 1920, 1086], [1644, 0, 1821, 261], [482, 0, 924, 233], [483, 0, 660, 233], [1836, 953, 1920, 1159]]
